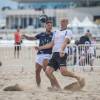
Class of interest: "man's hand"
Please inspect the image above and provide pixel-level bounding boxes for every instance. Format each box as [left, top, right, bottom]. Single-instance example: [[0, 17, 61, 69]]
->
[[34, 46, 40, 51], [59, 51, 65, 57]]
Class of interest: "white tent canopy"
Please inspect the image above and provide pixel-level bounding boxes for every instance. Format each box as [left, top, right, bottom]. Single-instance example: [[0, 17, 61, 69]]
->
[[68, 17, 81, 27], [80, 17, 97, 27]]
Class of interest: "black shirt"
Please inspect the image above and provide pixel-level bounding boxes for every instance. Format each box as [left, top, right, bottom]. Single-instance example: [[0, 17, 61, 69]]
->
[[79, 35, 91, 44]]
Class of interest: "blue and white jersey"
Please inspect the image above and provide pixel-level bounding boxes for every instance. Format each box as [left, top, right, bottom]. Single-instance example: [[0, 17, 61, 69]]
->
[[35, 32, 53, 54], [52, 29, 73, 53]]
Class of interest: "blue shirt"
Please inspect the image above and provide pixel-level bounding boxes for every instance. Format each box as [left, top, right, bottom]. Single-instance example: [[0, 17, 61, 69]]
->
[[35, 32, 53, 54], [79, 35, 91, 44]]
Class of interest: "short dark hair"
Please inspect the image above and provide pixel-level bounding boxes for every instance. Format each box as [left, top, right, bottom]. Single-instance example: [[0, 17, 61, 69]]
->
[[46, 20, 52, 24]]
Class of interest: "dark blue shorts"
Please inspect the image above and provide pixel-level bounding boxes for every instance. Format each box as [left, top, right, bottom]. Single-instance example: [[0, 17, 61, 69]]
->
[[15, 42, 21, 51], [48, 52, 67, 71]]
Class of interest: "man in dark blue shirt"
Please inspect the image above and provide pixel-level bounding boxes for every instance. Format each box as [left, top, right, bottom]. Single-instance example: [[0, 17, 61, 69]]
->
[[78, 30, 94, 69], [35, 31, 53, 55], [23, 20, 53, 87], [78, 30, 91, 44]]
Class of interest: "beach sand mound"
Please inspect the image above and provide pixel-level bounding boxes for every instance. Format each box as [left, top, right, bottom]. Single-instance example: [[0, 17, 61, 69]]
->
[[64, 82, 81, 91], [64, 78, 85, 91], [3, 83, 34, 91], [3, 84, 23, 91]]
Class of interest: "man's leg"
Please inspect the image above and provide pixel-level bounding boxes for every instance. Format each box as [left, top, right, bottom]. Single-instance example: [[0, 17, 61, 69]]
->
[[17, 46, 20, 58], [59, 67, 85, 87], [14, 46, 17, 58], [43, 59, 49, 71], [35, 63, 42, 87], [45, 66, 61, 89]]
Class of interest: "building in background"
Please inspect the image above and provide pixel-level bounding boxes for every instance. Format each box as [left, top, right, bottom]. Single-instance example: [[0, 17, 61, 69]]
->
[[13, 0, 100, 9], [1, 0, 100, 29]]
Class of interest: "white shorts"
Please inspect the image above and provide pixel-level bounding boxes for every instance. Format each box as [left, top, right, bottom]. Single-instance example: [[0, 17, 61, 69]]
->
[[36, 54, 51, 66]]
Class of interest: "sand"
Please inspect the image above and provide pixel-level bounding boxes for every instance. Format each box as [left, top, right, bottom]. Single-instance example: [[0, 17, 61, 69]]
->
[[0, 47, 100, 100]]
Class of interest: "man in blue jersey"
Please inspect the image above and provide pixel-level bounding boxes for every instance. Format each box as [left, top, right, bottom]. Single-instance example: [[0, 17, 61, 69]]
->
[[37, 19, 85, 90], [22, 20, 54, 87]]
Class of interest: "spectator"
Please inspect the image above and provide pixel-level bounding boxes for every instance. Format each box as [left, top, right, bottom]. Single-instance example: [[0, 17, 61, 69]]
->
[[14, 28, 22, 58], [78, 30, 91, 45]]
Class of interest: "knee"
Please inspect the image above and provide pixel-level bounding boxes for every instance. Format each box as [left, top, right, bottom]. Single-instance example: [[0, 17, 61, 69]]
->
[[43, 59, 48, 71], [45, 69, 50, 76], [45, 67, 52, 77], [60, 67, 66, 76]]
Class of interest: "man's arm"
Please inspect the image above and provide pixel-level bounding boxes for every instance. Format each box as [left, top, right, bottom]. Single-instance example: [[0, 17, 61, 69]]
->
[[61, 38, 70, 52], [60, 38, 70, 57], [38, 41, 54, 50], [22, 34, 36, 40]]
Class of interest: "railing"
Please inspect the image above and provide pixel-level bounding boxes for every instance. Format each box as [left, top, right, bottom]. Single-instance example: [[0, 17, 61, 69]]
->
[[0, 28, 100, 41], [66, 44, 100, 71], [0, 43, 100, 72], [0, 41, 38, 72]]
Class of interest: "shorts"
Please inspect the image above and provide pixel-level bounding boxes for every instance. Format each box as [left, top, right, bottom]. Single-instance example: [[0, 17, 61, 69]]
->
[[48, 52, 67, 71], [15, 42, 21, 51], [36, 54, 51, 66]]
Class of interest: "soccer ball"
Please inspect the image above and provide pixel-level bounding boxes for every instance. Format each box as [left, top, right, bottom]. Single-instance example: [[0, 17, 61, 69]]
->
[[39, 15, 48, 23]]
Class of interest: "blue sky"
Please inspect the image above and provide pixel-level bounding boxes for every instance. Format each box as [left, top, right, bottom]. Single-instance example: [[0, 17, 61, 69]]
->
[[0, 0, 18, 9]]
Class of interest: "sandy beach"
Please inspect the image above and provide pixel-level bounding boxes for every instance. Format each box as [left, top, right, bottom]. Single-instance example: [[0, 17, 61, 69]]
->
[[0, 47, 100, 100]]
